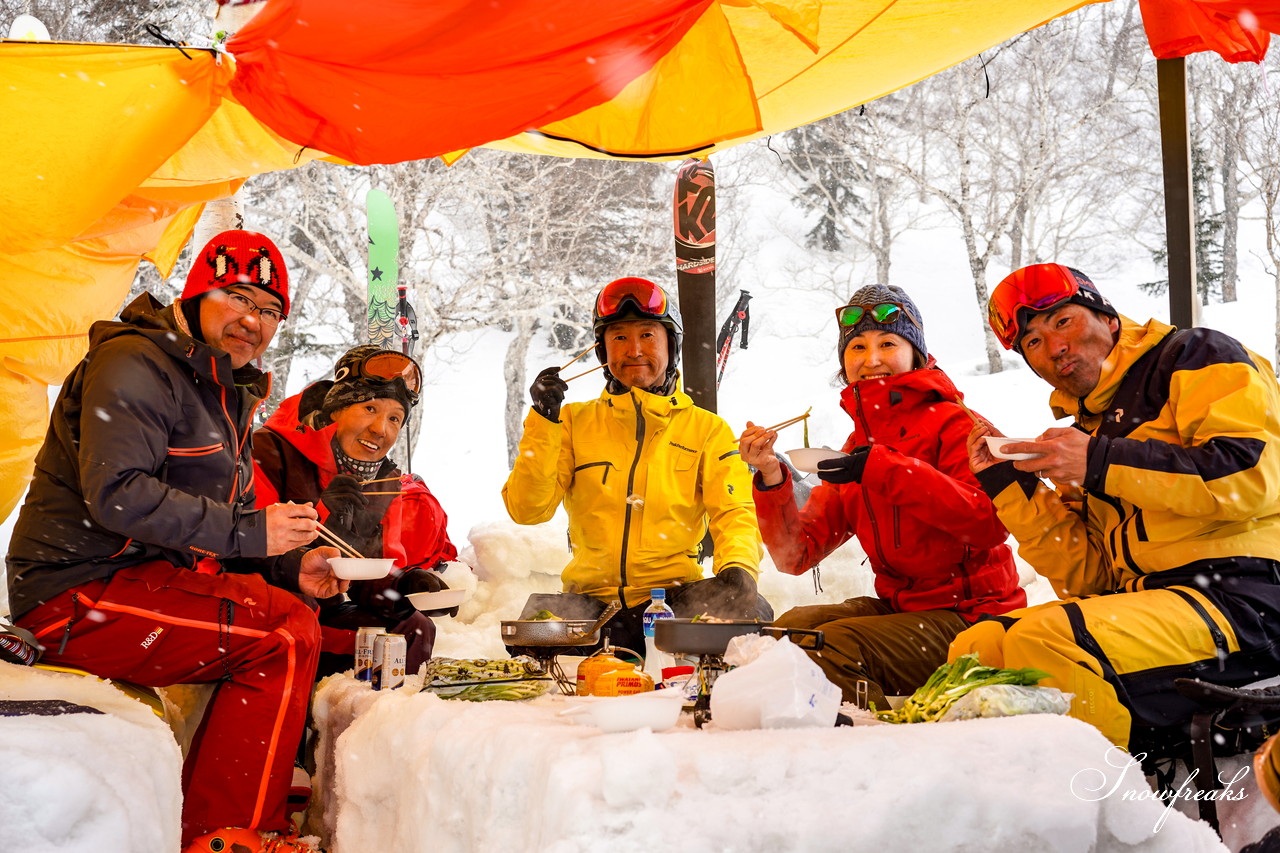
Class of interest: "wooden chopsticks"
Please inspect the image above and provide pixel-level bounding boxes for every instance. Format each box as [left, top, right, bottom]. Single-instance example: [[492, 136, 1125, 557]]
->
[[954, 396, 981, 427], [564, 363, 605, 383], [359, 476, 402, 485], [560, 344, 597, 371], [314, 522, 367, 559], [740, 407, 812, 440], [762, 408, 812, 433], [281, 499, 368, 558], [742, 409, 808, 440]]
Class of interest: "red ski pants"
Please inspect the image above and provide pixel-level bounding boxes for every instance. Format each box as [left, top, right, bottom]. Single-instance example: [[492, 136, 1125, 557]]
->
[[17, 562, 321, 844]]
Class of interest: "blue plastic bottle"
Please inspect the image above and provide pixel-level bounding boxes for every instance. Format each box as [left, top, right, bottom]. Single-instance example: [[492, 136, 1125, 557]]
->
[[642, 588, 676, 683]]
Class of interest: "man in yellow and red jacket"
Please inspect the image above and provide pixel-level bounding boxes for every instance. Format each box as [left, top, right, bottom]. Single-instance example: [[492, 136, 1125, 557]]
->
[[959, 263, 1280, 748], [503, 277, 765, 655]]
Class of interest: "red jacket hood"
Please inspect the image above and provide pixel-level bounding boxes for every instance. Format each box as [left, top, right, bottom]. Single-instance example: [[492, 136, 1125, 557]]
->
[[838, 360, 965, 448], [262, 388, 341, 476]]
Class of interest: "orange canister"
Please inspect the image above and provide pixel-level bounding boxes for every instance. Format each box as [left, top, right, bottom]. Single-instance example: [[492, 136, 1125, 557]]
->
[[593, 666, 655, 697], [576, 649, 635, 697]]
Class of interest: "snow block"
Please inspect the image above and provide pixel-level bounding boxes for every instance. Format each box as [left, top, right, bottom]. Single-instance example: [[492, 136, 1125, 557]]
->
[[0, 664, 182, 852]]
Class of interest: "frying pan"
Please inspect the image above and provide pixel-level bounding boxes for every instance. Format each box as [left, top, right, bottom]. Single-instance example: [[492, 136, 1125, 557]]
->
[[501, 601, 621, 648], [653, 619, 824, 656]]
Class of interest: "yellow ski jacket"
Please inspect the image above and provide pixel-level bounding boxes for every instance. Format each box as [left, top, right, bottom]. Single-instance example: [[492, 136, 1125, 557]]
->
[[503, 383, 761, 608], [977, 317, 1280, 598]]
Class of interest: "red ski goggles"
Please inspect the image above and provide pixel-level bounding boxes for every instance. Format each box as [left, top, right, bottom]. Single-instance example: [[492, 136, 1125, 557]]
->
[[594, 277, 668, 324], [352, 351, 423, 400], [835, 301, 921, 330], [988, 265, 1082, 350]]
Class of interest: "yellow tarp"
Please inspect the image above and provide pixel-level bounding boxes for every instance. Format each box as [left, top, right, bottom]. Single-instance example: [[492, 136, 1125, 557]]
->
[[491, 0, 1099, 159], [0, 42, 324, 519]]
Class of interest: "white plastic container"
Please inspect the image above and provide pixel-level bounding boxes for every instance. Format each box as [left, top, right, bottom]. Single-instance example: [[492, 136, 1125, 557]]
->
[[328, 557, 395, 580], [405, 588, 467, 611], [984, 436, 1041, 461]]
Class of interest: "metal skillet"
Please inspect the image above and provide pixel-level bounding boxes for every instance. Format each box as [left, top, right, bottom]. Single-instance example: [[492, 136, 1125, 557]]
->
[[653, 619, 825, 656], [500, 600, 622, 648]]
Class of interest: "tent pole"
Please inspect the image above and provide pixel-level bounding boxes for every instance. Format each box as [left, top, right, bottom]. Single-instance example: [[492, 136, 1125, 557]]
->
[[1157, 57, 1198, 329]]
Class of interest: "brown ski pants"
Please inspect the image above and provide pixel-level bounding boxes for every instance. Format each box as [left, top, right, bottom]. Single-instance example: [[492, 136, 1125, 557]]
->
[[771, 596, 968, 710]]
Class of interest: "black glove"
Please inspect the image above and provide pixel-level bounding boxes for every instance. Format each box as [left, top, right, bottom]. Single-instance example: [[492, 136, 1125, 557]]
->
[[398, 568, 459, 618], [530, 366, 569, 423], [320, 474, 380, 544], [816, 446, 871, 485], [674, 566, 760, 620], [348, 575, 406, 620], [714, 565, 757, 592]]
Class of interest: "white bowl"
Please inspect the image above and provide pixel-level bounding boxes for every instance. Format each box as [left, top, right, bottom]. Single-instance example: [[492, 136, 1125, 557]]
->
[[405, 588, 467, 611], [328, 557, 395, 580], [984, 436, 1041, 461], [559, 691, 685, 733], [785, 446, 849, 474]]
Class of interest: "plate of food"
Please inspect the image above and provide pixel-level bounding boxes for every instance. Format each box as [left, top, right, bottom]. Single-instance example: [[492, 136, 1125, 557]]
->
[[984, 436, 1041, 461], [406, 588, 467, 611], [786, 446, 849, 474]]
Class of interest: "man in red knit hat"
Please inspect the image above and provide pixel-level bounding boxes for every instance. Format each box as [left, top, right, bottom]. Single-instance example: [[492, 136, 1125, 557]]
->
[[7, 229, 339, 853]]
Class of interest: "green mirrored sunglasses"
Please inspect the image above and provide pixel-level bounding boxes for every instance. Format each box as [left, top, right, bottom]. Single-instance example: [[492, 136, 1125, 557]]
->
[[835, 301, 921, 329]]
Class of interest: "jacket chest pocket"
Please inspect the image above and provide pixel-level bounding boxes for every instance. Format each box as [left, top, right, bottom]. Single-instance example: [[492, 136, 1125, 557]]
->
[[640, 446, 702, 550], [166, 442, 226, 458], [573, 460, 616, 486], [670, 447, 700, 492]]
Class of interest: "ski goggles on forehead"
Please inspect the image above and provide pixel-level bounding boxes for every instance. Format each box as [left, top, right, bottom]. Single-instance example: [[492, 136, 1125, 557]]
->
[[594, 277, 667, 322], [835, 301, 921, 330], [988, 273, 1079, 350], [344, 351, 423, 399]]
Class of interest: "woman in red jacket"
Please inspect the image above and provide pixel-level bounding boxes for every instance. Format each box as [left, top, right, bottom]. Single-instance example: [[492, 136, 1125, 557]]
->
[[253, 346, 460, 678], [740, 285, 1025, 709]]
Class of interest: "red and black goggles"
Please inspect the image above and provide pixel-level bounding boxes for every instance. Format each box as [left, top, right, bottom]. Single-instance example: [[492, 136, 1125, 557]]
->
[[594, 277, 667, 324], [988, 264, 1087, 350], [352, 351, 423, 402]]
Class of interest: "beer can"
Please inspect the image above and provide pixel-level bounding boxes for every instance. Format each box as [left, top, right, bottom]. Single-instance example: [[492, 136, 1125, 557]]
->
[[355, 627, 384, 683], [372, 632, 407, 691]]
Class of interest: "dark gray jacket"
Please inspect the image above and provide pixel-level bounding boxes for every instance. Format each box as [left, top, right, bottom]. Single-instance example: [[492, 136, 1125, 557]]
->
[[6, 293, 300, 619]]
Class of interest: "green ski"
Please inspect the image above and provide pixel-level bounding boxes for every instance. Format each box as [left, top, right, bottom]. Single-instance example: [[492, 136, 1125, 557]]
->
[[366, 188, 399, 347]]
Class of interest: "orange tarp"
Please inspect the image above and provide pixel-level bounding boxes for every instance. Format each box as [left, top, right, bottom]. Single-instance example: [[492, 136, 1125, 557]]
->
[[227, 0, 714, 166], [1139, 0, 1275, 61]]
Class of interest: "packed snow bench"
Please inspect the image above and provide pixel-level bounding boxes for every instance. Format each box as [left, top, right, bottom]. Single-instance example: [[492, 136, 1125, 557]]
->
[[0, 663, 182, 851]]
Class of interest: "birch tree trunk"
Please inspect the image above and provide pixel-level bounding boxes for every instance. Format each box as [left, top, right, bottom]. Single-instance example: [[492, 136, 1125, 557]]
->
[[504, 316, 536, 467]]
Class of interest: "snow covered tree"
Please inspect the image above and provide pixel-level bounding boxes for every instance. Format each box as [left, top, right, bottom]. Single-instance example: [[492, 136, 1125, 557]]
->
[[455, 151, 667, 464], [865, 8, 1149, 373]]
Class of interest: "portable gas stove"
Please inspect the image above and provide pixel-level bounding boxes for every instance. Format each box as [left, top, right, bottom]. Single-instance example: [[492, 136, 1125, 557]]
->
[[654, 620, 824, 728], [508, 645, 578, 695], [500, 602, 622, 695]]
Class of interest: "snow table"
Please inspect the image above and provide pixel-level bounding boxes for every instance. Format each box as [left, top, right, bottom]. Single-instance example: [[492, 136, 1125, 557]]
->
[[308, 672, 1243, 853]]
